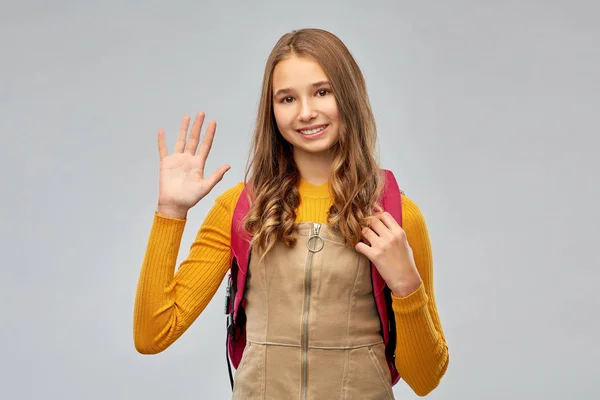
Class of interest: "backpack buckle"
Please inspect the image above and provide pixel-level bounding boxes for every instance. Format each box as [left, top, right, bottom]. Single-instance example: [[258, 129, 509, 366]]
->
[[225, 274, 235, 335], [227, 313, 234, 335], [225, 275, 232, 315]]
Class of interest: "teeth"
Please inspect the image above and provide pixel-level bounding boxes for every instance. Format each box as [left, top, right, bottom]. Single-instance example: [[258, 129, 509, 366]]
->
[[300, 126, 327, 135]]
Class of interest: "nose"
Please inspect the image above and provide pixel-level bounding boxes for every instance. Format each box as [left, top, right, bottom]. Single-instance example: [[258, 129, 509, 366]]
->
[[298, 98, 317, 122]]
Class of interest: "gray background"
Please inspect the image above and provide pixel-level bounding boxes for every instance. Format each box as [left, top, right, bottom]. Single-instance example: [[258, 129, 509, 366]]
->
[[1, 0, 598, 399]]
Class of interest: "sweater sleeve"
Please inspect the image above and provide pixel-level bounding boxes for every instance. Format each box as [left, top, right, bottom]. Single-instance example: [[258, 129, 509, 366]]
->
[[133, 182, 244, 354], [391, 194, 449, 396]]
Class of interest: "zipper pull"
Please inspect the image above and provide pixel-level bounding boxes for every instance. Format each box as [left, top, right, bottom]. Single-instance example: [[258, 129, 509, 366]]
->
[[307, 223, 324, 253]]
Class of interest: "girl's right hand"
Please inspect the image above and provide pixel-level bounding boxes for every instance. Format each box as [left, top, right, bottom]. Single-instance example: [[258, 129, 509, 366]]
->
[[156, 112, 231, 219]]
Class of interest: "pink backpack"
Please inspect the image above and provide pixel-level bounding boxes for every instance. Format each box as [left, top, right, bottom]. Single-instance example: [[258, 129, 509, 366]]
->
[[224, 169, 403, 389]]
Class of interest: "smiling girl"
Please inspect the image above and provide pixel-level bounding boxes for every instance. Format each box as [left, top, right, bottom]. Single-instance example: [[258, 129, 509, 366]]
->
[[133, 28, 449, 399]]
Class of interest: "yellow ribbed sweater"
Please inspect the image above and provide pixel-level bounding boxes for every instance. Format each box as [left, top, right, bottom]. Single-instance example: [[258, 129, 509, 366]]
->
[[133, 178, 449, 396]]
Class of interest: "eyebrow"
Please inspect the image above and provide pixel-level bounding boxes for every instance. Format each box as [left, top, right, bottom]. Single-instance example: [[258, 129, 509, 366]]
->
[[273, 81, 331, 98]]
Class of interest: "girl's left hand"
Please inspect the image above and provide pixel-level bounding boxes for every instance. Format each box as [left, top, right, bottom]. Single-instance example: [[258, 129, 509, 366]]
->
[[355, 211, 422, 297]]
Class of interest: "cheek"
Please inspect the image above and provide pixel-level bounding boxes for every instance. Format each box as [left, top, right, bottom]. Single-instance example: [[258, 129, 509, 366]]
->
[[273, 106, 294, 129], [324, 100, 340, 123]]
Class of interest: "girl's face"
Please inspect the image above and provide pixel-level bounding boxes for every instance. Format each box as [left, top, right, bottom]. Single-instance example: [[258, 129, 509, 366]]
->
[[272, 55, 341, 159]]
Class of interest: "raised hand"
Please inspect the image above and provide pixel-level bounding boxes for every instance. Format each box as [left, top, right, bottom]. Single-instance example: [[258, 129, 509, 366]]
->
[[156, 112, 231, 219]]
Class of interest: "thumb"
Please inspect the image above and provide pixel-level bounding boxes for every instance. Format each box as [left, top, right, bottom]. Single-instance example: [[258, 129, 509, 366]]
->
[[206, 164, 231, 188]]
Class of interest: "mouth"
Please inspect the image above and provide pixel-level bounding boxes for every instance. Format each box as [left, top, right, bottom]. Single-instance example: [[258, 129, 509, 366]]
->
[[297, 124, 329, 137]]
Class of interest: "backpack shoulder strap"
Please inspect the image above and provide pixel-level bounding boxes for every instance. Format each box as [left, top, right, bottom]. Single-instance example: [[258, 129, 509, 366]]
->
[[372, 169, 404, 385], [230, 183, 253, 320], [226, 183, 253, 388], [381, 169, 403, 223], [372, 169, 403, 294]]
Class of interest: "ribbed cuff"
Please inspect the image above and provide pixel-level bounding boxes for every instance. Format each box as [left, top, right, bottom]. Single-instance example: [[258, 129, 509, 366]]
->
[[391, 282, 429, 314], [154, 211, 187, 222], [150, 212, 187, 244]]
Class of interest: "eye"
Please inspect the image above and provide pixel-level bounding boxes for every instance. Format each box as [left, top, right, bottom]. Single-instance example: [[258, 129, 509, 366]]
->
[[317, 89, 331, 96], [281, 96, 294, 104]]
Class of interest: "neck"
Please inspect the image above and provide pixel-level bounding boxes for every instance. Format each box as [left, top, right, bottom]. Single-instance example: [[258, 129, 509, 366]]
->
[[293, 150, 332, 186]]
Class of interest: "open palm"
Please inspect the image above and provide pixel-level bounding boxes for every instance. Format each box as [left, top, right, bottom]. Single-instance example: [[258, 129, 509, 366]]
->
[[157, 112, 230, 216]]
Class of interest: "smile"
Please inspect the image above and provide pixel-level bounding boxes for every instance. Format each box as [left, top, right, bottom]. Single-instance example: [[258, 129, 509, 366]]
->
[[297, 125, 329, 136]]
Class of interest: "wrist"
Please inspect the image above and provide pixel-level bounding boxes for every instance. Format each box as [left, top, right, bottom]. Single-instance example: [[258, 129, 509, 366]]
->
[[390, 274, 422, 298], [156, 204, 188, 219]]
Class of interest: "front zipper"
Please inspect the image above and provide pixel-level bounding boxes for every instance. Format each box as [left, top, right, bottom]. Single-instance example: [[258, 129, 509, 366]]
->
[[301, 223, 323, 400]]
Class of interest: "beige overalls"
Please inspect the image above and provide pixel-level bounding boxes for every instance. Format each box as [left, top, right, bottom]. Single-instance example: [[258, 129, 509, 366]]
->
[[232, 222, 396, 400]]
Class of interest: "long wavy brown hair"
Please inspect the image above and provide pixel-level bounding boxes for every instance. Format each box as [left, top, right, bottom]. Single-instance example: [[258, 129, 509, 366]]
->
[[242, 28, 384, 260]]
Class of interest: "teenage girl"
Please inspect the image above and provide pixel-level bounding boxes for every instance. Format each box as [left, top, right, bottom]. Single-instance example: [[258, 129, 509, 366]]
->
[[134, 28, 449, 399]]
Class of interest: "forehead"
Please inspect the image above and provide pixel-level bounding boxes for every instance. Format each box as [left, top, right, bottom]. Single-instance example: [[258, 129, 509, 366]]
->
[[272, 56, 328, 91]]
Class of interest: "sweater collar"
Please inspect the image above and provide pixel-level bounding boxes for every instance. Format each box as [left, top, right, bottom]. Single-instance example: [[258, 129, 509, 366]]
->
[[298, 177, 331, 199]]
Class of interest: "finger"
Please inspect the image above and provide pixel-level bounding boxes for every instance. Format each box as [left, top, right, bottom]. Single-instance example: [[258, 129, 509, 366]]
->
[[361, 227, 379, 246], [157, 128, 168, 159], [377, 212, 404, 236], [205, 164, 231, 188], [366, 216, 391, 238], [185, 111, 206, 155], [196, 120, 217, 174], [173, 115, 191, 153]]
